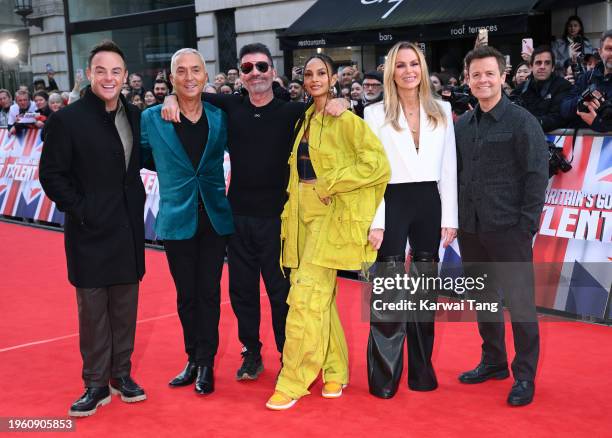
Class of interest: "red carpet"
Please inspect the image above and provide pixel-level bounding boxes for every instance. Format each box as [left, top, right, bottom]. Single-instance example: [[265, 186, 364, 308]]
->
[[0, 221, 610, 437]]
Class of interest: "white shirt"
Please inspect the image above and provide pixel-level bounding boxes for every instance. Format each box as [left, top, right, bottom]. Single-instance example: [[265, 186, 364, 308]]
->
[[364, 100, 458, 229], [7, 101, 37, 126]]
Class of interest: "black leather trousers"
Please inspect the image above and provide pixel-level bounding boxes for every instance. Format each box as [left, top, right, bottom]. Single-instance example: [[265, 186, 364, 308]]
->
[[367, 251, 439, 398]]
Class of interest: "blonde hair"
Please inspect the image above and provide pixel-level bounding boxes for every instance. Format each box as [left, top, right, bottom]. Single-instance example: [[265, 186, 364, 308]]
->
[[383, 42, 446, 131]]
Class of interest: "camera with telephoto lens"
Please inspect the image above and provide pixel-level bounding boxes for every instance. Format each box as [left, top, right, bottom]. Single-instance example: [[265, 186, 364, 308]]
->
[[440, 86, 473, 115], [547, 141, 572, 178], [577, 84, 612, 122], [577, 83, 604, 112]]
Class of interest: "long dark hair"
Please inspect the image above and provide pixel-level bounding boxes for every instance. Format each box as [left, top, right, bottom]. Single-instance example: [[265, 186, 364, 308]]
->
[[290, 53, 337, 149], [562, 15, 586, 40]]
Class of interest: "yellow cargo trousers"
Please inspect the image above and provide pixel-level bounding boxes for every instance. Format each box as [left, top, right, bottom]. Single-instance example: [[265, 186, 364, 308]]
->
[[276, 183, 349, 399]]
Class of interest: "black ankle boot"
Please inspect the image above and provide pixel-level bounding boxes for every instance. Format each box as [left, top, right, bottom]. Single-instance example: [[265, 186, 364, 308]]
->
[[169, 362, 198, 387], [195, 366, 214, 395]]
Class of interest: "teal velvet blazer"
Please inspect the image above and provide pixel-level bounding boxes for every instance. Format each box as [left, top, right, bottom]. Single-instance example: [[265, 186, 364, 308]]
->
[[140, 103, 234, 239]]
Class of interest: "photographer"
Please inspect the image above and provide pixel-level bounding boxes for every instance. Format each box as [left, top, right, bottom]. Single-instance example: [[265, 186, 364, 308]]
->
[[510, 46, 571, 132], [560, 30, 612, 132], [440, 82, 476, 117]]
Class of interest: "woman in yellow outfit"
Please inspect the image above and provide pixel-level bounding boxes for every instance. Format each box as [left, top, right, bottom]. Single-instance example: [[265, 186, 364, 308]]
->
[[266, 54, 390, 410]]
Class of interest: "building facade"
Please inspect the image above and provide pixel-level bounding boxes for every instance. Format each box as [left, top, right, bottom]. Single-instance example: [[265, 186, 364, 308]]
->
[[2, 0, 612, 92], [64, 0, 197, 91], [195, 0, 315, 76]]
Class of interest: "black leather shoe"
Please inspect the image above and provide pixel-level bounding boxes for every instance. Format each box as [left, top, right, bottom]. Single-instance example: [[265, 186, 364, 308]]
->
[[458, 362, 510, 384], [68, 387, 111, 417], [369, 388, 397, 399], [109, 376, 147, 403], [195, 366, 214, 395], [169, 362, 198, 387], [507, 380, 535, 406]]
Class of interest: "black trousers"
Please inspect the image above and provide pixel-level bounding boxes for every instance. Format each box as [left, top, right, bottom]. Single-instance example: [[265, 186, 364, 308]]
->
[[76, 283, 139, 387], [458, 227, 540, 381], [368, 182, 441, 397], [163, 208, 227, 367], [227, 215, 290, 355]]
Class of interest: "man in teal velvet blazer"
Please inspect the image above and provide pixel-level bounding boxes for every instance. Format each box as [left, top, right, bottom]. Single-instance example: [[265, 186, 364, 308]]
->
[[140, 102, 233, 239], [140, 48, 233, 395]]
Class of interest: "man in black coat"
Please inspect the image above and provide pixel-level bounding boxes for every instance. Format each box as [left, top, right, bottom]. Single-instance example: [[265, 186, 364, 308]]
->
[[455, 47, 548, 407], [39, 40, 147, 417], [510, 45, 572, 132]]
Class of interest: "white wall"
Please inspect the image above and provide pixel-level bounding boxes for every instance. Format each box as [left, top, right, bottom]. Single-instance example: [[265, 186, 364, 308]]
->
[[30, 1, 69, 90], [196, 0, 316, 76], [551, 2, 612, 48]]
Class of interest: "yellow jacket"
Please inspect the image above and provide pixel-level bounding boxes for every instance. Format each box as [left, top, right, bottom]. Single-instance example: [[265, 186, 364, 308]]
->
[[281, 107, 390, 271]]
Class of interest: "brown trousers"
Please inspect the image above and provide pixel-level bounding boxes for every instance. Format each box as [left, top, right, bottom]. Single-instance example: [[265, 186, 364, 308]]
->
[[76, 283, 139, 387]]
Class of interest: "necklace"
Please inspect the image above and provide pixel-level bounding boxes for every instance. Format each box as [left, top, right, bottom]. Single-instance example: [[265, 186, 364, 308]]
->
[[407, 111, 419, 133]]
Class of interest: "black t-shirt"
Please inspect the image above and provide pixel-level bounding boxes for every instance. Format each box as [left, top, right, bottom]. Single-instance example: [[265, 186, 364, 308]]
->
[[173, 111, 209, 170], [203, 93, 304, 217], [106, 108, 118, 122]]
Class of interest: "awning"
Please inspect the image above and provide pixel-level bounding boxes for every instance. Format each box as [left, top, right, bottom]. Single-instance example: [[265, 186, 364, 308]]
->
[[535, 0, 603, 10], [284, 0, 539, 36], [280, 0, 580, 49]]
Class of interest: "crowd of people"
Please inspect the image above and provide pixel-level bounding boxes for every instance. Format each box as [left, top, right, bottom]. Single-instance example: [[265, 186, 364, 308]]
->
[[2, 13, 610, 419], [2, 16, 610, 137]]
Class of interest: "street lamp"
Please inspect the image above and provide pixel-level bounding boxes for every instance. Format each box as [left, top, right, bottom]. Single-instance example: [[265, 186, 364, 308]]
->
[[0, 40, 20, 60], [14, 0, 44, 31], [0, 39, 20, 90]]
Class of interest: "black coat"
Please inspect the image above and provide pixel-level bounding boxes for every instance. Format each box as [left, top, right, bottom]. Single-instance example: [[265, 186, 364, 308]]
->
[[39, 87, 146, 288], [510, 74, 572, 132]]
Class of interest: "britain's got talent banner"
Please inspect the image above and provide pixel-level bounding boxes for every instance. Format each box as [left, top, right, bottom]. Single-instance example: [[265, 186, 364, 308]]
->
[[0, 128, 232, 241], [1, 128, 609, 319], [0, 128, 64, 225], [533, 134, 611, 320]]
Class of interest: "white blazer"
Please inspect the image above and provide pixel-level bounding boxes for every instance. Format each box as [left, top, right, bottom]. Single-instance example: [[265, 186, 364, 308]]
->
[[364, 100, 458, 229]]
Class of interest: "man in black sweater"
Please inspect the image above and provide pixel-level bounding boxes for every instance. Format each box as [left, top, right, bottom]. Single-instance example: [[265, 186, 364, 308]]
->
[[164, 44, 346, 381], [510, 45, 572, 132]]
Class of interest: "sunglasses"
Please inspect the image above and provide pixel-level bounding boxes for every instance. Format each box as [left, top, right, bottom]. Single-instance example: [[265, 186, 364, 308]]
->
[[240, 61, 271, 74]]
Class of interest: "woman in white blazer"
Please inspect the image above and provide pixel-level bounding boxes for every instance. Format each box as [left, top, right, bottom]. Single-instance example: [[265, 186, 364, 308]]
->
[[364, 41, 458, 398]]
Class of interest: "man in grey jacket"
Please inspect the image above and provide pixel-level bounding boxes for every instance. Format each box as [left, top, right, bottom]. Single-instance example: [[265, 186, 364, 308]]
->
[[454, 46, 548, 407]]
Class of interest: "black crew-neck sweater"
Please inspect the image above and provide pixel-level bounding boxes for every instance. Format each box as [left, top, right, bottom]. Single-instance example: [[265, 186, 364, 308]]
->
[[173, 111, 209, 171], [203, 93, 304, 217]]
